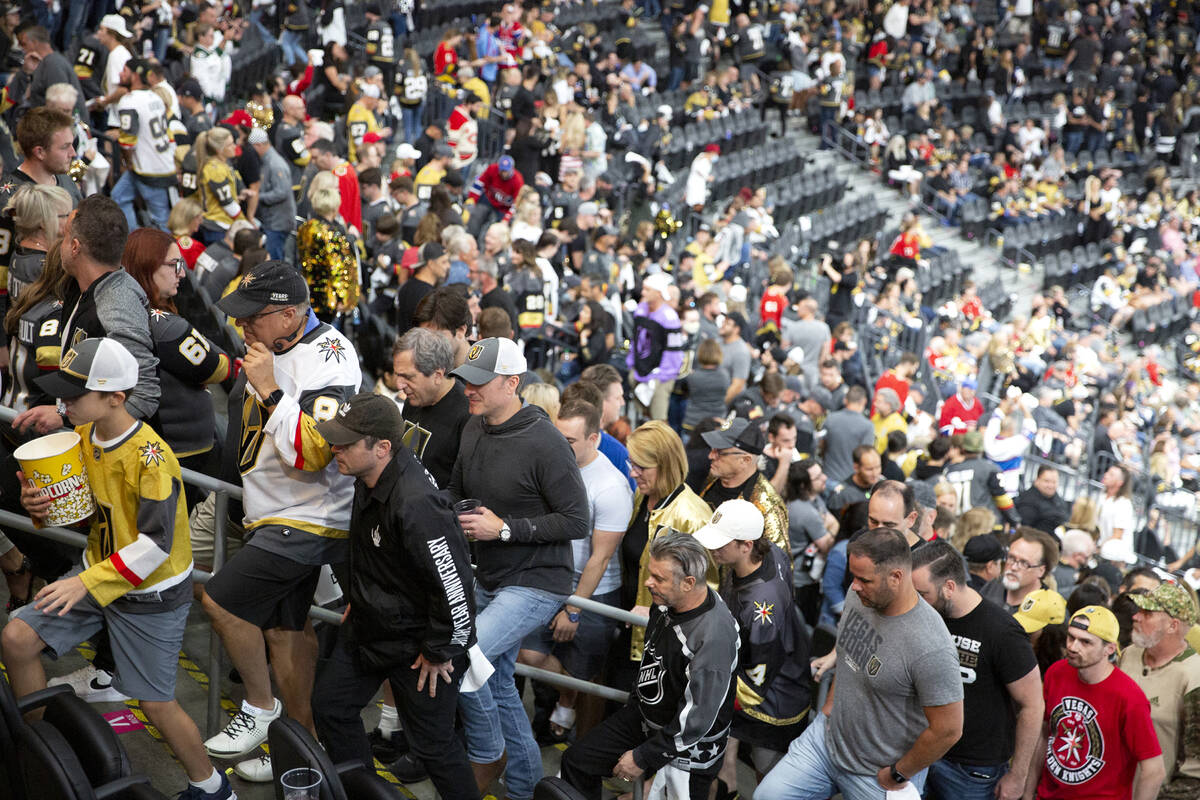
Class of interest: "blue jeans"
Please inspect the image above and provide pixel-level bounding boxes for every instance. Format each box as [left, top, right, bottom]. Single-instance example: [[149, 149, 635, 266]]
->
[[402, 103, 426, 146], [754, 715, 928, 800], [61, 0, 92, 48], [1065, 130, 1084, 154], [458, 584, 565, 800], [264, 229, 288, 261], [925, 759, 1006, 800], [111, 171, 170, 231], [280, 30, 308, 65]]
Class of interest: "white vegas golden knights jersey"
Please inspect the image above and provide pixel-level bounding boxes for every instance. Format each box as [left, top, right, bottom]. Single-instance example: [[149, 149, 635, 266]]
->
[[116, 89, 176, 184]]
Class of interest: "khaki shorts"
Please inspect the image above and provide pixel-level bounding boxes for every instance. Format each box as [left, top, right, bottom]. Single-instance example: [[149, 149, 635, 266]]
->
[[188, 491, 245, 571]]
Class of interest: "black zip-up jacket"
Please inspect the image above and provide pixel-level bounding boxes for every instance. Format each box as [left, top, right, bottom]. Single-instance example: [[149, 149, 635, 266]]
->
[[633, 588, 739, 773], [347, 448, 476, 672], [449, 404, 589, 594]]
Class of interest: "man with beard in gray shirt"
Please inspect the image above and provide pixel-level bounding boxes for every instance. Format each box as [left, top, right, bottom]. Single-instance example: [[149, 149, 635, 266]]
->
[[755, 528, 963, 799]]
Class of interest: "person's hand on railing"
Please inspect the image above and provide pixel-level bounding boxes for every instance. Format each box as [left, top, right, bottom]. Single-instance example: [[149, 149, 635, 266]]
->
[[16, 471, 52, 525], [12, 404, 66, 435], [629, 605, 650, 626]]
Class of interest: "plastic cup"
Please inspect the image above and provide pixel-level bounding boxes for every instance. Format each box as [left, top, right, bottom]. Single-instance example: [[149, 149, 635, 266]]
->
[[13, 431, 95, 526], [454, 499, 482, 515], [280, 767, 323, 800]]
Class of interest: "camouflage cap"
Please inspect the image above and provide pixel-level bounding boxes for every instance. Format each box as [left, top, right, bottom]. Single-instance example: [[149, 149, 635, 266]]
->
[[1130, 582, 1199, 625]]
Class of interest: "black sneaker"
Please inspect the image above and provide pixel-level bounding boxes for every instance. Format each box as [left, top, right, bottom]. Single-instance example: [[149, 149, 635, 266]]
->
[[369, 728, 407, 762], [386, 753, 428, 784]]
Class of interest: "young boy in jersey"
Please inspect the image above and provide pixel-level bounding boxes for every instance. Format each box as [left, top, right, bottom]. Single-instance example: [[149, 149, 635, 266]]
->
[[0, 338, 235, 800]]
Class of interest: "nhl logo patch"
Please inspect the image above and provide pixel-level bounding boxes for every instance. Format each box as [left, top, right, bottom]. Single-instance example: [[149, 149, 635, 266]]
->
[[467, 344, 484, 361], [866, 655, 882, 676]]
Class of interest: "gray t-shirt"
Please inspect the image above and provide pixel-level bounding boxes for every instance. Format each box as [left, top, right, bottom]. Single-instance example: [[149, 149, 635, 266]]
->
[[573, 454, 634, 596], [821, 408, 876, 483], [829, 591, 963, 775], [787, 497, 826, 588], [781, 318, 831, 389], [721, 337, 751, 383], [682, 365, 731, 428]]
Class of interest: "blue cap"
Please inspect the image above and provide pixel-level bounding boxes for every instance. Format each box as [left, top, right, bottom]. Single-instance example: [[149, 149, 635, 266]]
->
[[961, 378, 978, 391], [497, 155, 514, 173]]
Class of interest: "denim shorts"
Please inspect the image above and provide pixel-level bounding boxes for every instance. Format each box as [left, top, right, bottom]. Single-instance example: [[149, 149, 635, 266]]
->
[[520, 589, 621, 680]]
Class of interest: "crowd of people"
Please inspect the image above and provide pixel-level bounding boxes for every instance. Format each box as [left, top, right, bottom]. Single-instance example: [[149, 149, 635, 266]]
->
[[0, 1, 1198, 800]]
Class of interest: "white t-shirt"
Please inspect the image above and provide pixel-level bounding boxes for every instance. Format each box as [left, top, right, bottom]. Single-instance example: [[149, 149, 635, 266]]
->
[[103, 44, 132, 127], [1097, 494, 1135, 544], [572, 453, 634, 596]]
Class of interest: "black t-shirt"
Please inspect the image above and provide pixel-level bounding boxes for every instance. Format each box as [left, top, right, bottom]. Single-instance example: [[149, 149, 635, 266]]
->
[[621, 485, 684, 609], [826, 268, 857, 322], [481, 285, 520, 334], [702, 471, 758, 508], [401, 380, 470, 489], [943, 599, 1038, 766], [395, 277, 434, 333]]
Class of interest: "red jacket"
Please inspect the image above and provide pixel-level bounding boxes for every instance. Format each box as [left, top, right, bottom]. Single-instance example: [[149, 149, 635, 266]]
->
[[333, 162, 362, 233], [759, 287, 787, 329], [939, 392, 983, 435], [469, 163, 525, 213]]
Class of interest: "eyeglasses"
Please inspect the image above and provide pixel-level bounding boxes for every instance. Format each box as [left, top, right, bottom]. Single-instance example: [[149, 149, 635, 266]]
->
[[241, 306, 291, 325], [627, 460, 652, 474], [162, 257, 186, 276], [1005, 555, 1043, 571], [713, 448, 747, 459]]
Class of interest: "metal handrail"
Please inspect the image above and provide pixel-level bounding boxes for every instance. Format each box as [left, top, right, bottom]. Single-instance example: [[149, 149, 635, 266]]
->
[[0, 403, 645, 729]]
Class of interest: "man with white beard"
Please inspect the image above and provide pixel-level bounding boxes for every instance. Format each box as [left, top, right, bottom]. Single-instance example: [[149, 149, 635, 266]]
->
[[1119, 583, 1200, 797], [980, 527, 1061, 614]]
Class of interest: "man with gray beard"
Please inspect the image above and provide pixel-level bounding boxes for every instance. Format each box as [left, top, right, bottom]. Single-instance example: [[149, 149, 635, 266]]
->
[[980, 527, 1060, 614]]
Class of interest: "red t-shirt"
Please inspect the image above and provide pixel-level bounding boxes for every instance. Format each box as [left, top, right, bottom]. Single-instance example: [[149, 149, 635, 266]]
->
[[434, 42, 458, 76], [1037, 659, 1160, 800], [938, 392, 983, 435], [890, 231, 920, 260], [759, 287, 787, 329]]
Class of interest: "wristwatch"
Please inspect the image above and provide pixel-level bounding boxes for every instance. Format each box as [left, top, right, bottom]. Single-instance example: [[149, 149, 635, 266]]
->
[[565, 609, 581, 623], [890, 764, 908, 785], [264, 389, 285, 407], [498, 523, 512, 543]]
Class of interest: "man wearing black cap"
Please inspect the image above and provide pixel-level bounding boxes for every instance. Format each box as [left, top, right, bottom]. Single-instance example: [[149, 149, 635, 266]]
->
[[396, 241, 449, 334], [448, 336, 589, 797], [199, 260, 362, 781], [698, 417, 791, 562], [177, 79, 212, 145], [310, 392, 478, 799], [963, 535, 1006, 592]]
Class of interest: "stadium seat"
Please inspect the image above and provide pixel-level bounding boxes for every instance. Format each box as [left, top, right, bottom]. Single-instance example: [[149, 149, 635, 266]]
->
[[17, 720, 152, 800], [534, 777, 588, 800], [267, 717, 404, 800]]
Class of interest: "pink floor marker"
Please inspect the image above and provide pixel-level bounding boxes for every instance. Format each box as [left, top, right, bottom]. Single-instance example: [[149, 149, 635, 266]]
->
[[102, 709, 145, 734]]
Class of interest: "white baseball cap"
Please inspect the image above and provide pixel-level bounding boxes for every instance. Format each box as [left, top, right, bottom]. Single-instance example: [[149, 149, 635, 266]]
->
[[36, 338, 138, 399], [450, 337, 528, 385], [694, 499, 764, 550], [395, 143, 422, 160], [1099, 537, 1137, 566], [99, 14, 133, 39], [642, 273, 673, 297]]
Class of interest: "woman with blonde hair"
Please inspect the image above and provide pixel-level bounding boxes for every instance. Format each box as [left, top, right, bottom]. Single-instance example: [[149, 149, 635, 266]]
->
[[3, 184, 72, 303], [1065, 495, 1101, 541], [297, 174, 359, 321], [521, 382, 560, 423], [168, 196, 206, 269], [193, 127, 245, 245], [620, 421, 716, 665], [953, 506, 999, 552]]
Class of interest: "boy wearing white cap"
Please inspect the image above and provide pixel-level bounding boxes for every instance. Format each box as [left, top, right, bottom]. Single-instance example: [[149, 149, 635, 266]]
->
[[3, 338, 234, 800], [698, 499, 813, 798]]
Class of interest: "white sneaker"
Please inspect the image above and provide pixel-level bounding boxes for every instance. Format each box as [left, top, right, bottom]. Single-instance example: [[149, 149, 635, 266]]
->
[[233, 752, 273, 783], [47, 665, 130, 703], [203, 699, 281, 758]]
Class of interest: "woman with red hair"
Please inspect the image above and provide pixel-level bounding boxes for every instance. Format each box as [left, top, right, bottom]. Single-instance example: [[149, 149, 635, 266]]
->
[[123, 228, 235, 506]]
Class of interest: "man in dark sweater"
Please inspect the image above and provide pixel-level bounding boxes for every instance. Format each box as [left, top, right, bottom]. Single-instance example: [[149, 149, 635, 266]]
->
[[561, 531, 738, 800], [450, 337, 590, 799], [391, 328, 470, 489], [1014, 465, 1070, 536], [395, 241, 448, 333]]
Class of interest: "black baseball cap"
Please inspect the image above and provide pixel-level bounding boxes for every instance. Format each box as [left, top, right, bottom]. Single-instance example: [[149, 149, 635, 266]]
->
[[216, 260, 310, 318], [963, 535, 1005, 564], [701, 417, 765, 456], [178, 79, 204, 100], [315, 393, 403, 446]]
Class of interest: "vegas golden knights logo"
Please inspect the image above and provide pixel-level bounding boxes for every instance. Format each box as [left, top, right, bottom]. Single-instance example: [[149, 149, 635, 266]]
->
[[239, 395, 267, 475]]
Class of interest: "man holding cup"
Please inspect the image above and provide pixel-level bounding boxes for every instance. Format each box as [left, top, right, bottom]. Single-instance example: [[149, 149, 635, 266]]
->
[[448, 337, 590, 798], [311, 392, 479, 799]]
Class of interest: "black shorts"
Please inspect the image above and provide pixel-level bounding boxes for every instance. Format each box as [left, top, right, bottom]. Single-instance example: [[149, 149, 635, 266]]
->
[[204, 543, 321, 631]]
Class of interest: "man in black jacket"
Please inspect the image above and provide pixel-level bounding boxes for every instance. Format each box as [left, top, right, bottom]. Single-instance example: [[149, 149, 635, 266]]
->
[[561, 530, 739, 800], [450, 337, 590, 798], [311, 393, 478, 800], [1014, 465, 1070, 536]]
